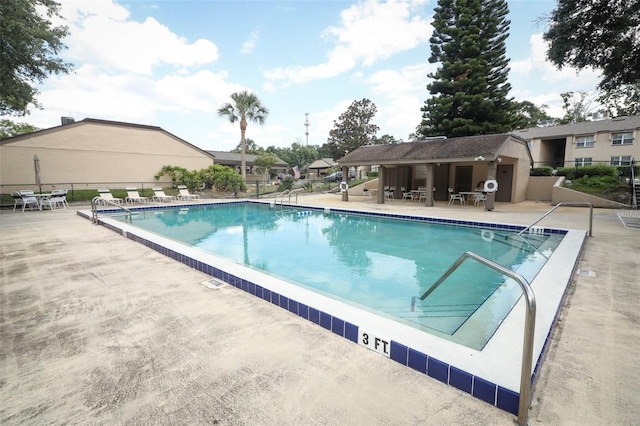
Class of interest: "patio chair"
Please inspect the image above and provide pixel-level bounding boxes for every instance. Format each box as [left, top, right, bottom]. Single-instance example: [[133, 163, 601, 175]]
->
[[97, 188, 123, 205], [49, 189, 69, 209], [448, 188, 465, 205], [401, 187, 413, 203], [13, 191, 39, 212], [177, 185, 199, 200], [384, 186, 395, 200], [125, 187, 149, 204], [473, 192, 487, 206], [152, 187, 176, 202]]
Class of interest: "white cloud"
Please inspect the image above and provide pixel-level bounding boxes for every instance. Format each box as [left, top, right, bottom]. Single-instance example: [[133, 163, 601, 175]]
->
[[57, 0, 218, 76], [264, 0, 431, 88], [324, 0, 431, 66], [240, 30, 260, 54], [509, 33, 602, 117], [365, 63, 434, 139]]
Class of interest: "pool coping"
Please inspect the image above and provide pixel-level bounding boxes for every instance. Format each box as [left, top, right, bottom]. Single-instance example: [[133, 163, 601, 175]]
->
[[78, 200, 586, 416]]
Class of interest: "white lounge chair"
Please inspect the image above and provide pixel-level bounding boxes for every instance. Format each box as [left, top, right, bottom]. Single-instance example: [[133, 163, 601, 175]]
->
[[125, 187, 149, 204], [97, 188, 123, 205], [177, 185, 199, 200], [152, 187, 176, 202]]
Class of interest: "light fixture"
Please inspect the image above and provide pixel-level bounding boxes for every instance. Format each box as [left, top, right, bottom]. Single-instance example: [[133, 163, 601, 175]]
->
[[475, 155, 485, 161]]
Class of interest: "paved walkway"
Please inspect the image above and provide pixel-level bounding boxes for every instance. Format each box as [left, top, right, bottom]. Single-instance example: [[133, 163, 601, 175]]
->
[[1, 195, 638, 425]]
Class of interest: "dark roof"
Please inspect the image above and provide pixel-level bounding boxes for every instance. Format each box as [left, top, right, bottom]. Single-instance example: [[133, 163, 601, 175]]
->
[[515, 115, 640, 140], [337, 134, 530, 165], [206, 150, 288, 167], [307, 158, 336, 169]]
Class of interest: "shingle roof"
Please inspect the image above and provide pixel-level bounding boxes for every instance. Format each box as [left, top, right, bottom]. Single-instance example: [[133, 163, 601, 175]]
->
[[515, 115, 640, 140], [337, 134, 528, 165], [307, 158, 336, 169], [206, 150, 288, 167]]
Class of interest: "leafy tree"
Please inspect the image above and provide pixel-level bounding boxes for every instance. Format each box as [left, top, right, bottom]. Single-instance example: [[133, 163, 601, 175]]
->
[[0, 0, 73, 116], [218, 91, 269, 182], [267, 142, 320, 173], [326, 98, 380, 160], [232, 138, 264, 154], [558, 91, 595, 124], [511, 101, 555, 129], [253, 152, 278, 180], [418, 0, 514, 138], [372, 134, 399, 145], [544, 0, 640, 91], [597, 84, 640, 117], [0, 119, 40, 138]]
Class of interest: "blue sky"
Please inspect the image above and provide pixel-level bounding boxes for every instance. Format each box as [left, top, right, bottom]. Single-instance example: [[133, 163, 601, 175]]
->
[[9, 0, 601, 151]]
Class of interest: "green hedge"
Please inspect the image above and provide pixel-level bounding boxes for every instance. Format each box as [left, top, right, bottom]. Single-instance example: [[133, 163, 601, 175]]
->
[[530, 166, 554, 176], [557, 164, 618, 181]]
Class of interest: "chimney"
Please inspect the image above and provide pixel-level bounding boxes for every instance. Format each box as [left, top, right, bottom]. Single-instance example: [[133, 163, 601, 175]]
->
[[61, 117, 75, 125]]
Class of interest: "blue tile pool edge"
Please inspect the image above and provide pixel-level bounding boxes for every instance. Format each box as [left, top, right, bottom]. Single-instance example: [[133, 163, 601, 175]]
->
[[77, 201, 582, 418]]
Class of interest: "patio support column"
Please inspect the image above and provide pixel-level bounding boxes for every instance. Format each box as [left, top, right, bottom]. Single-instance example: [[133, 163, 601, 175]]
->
[[424, 163, 435, 206], [485, 161, 497, 211], [377, 167, 385, 204], [341, 166, 349, 202]]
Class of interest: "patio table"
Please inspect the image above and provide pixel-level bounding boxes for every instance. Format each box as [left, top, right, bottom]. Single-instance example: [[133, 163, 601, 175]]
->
[[33, 193, 53, 211]]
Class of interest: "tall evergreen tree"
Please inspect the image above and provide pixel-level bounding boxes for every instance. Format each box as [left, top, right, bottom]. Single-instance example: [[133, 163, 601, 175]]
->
[[418, 0, 513, 138]]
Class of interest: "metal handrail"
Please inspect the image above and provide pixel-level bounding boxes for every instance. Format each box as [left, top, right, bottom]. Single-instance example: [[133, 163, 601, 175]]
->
[[412, 251, 536, 426], [517, 202, 593, 237], [508, 232, 549, 259], [91, 196, 132, 224], [273, 189, 290, 206], [287, 188, 303, 204]]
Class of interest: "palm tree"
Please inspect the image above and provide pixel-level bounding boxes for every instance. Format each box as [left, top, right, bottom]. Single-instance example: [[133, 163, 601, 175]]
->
[[217, 91, 269, 182]]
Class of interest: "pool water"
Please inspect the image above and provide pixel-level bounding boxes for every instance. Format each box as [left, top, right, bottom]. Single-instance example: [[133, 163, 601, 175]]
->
[[121, 203, 564, 350]]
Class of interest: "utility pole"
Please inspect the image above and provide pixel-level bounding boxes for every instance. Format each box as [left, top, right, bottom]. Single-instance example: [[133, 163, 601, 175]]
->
[[304, 113, 310, 145]]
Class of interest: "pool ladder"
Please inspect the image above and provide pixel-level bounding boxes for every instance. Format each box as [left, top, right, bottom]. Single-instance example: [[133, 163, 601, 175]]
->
[[411, 251, 535, 426], [91, 196, 133, 224], [272, 188, 303, 209]]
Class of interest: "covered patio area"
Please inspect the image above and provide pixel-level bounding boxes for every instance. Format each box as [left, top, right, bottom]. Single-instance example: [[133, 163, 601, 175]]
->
[[336, 134, 533, 211]]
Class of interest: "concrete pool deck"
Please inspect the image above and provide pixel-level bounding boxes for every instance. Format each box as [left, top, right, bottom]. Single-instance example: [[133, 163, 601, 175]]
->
[[1, 195, 638, 425]]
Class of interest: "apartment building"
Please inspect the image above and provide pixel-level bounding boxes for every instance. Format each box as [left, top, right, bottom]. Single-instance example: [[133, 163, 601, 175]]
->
[[515, 115, 639, 168]]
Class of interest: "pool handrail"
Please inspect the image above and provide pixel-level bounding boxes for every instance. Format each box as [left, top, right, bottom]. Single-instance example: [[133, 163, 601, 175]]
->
[[91, 196, 132, 224], [273, 189, 291, 206], [413, 251, 536, 426], [516, 201, 593, 237]]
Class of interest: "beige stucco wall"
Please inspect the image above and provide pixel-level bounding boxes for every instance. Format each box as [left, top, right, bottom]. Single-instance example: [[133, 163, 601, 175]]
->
[[0, 121, 214, 192], [551, 177, 629, 208], [526, 176, 557, 201], [565, 130, 637, 164]]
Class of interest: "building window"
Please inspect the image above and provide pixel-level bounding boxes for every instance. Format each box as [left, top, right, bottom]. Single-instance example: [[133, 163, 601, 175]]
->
[[576, 135, 595, 148], [574, 157, 592, 166], [610, 156, 632, 166], [612, 132, 633, 145]]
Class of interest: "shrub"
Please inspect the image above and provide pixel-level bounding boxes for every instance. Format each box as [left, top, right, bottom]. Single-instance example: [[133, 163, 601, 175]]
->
[[530, 166, 553, 176], [280, 176, 295, 191], [573, 164, 617, 179], [556, 167, 576, 180]]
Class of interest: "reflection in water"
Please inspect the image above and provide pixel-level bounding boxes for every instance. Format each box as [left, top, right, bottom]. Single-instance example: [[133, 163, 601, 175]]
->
[[124, 204, 562, 350]]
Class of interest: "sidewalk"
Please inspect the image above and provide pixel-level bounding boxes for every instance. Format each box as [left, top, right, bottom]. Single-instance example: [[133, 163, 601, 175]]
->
[[1, 197, 638, 425]]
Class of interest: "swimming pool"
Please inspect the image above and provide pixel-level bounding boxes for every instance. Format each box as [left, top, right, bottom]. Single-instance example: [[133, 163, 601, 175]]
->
[[119, 203, 562, 351], [81, 200, 586, 416]]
